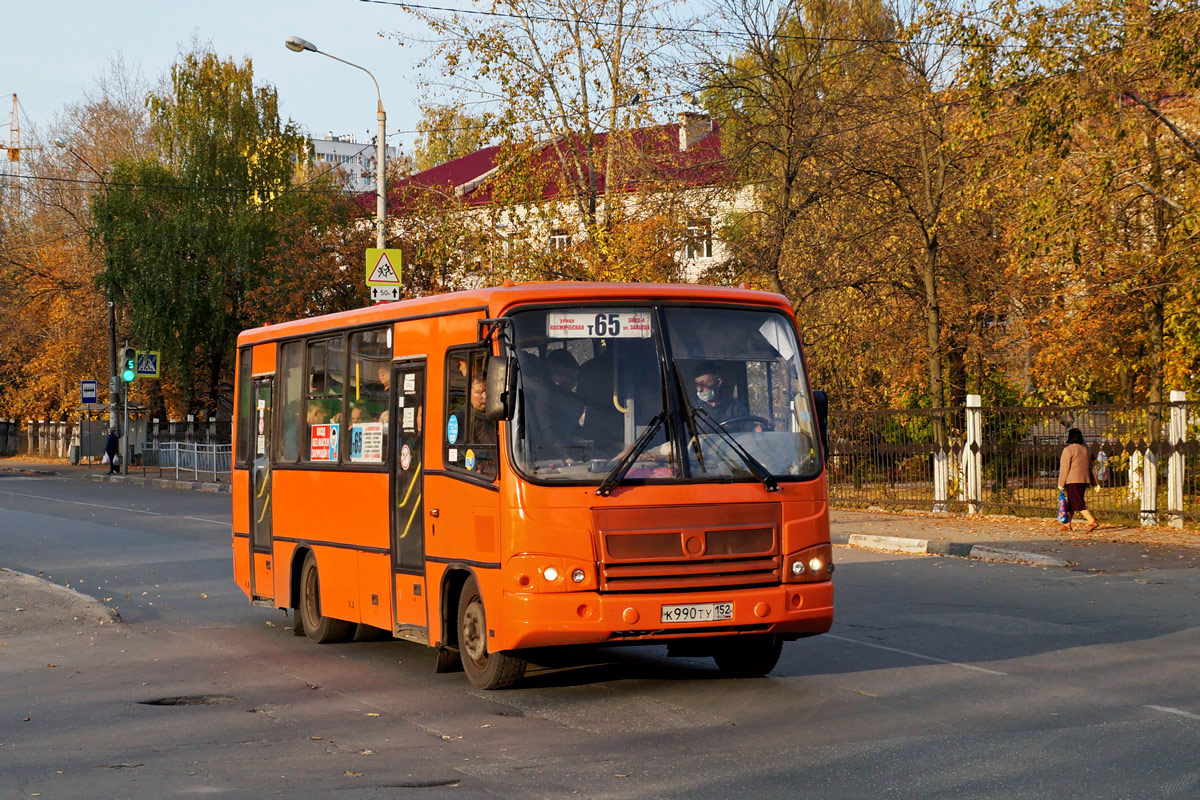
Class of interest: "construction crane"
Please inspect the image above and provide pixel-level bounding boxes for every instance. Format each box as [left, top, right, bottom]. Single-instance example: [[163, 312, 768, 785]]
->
[[1, 93, 21, 208], [1, 93, 41, 211]]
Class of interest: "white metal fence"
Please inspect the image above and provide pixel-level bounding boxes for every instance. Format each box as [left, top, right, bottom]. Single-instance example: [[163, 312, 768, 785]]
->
[[141, 442, 232, 482]]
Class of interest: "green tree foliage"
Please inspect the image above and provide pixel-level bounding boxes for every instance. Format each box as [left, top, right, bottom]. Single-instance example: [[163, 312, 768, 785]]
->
[[412, 104, 497, 172], [91, 47, 315, 414]]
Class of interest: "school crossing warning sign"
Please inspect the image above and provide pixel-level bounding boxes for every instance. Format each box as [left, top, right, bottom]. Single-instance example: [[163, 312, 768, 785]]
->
[[365, 248, 403, 286]]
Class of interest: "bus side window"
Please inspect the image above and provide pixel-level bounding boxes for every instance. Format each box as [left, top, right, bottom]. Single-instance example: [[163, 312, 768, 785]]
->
[[235, 348, 253, 468], [444, 348, 497, 480], [347, 328, 390, 464], [277, 341, 304, 463], [305, 337, 345, 463]]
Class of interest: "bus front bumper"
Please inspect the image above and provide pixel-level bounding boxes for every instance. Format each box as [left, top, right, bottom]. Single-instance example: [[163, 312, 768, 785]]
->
[[497, 582, 833, 652]]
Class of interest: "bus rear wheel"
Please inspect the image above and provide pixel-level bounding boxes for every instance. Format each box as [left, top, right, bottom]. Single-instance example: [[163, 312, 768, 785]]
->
[[457, 576, 526, 689], [299, 551, 355, 644], [712, 635, 782, 678]]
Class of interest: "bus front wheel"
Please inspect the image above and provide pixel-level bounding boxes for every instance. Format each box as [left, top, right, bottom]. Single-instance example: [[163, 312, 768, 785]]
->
[[457, 576, 526, 689], [713, 635, 782, 678], [299, 551, 355, 644]]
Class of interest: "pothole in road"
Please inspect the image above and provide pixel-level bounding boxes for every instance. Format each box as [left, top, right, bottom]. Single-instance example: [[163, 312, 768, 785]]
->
[[138, 695, 237, 706]]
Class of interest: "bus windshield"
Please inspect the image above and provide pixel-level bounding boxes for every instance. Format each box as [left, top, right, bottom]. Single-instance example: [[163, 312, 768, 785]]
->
[[507, 305, 821, 484]]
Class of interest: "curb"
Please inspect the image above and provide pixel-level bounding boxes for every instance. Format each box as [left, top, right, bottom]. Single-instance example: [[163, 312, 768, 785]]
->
[[87, 473, 230, 494], [0, 566, 123, 624], [842, 533, 1068, 568], [0, 465, 59, 477]]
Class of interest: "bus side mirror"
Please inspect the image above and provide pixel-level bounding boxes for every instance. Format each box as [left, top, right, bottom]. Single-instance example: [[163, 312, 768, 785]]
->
[[812, 390, 829, 456], [485, 355, 516, 422]]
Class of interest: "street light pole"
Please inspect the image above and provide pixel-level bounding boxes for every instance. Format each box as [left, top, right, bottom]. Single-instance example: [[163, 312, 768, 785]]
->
[[285, 36, 387, 249], [55, 138, 119, 434]]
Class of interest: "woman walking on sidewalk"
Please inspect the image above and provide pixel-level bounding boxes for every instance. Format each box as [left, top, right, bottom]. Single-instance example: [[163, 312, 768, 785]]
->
[[1059, 428, 1099, 532]]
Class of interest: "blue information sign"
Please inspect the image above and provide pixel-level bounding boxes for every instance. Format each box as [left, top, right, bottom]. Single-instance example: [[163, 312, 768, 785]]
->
[[81, 380, 98, 405]]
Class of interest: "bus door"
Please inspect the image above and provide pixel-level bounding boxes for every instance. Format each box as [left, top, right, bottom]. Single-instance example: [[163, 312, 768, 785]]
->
[[391, 360, 428, 633], [249, 377, 274, 601]]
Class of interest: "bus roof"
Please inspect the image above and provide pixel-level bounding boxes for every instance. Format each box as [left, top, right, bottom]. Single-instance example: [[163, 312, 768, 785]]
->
[[236, 282, 792, 346]]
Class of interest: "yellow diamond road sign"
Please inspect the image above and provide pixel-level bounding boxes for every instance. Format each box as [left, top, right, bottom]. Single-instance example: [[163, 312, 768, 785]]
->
[[366, 248, 402, 286]]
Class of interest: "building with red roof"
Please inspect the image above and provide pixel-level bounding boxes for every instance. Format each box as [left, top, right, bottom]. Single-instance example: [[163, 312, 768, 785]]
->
[[380, 113, 747, 283]]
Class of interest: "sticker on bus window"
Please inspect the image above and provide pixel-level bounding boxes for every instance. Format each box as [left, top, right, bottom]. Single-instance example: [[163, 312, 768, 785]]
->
[[448, 447, 458, 462], [447, 414, 460, 444], [547, 311, 653, 339], [310, 423, 339, 461], [350, 422, 384, 463], [402, 407, 415, 431], [465, 448, 476, 470], [400, 443, 412, 471], [403, 373, 416, 393]]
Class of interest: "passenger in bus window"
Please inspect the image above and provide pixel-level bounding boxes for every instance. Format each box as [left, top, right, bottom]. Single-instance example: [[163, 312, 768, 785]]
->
[[469, 370, 498, 478], [307, 402, 330, 426], [469, 372, 496, 446], [540, 349, 588, 459]]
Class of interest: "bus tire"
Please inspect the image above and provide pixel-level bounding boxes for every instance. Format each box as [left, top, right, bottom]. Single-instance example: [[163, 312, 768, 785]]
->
[[300, 551, 355, 644], [712, 636, 782, 678], [457, 576, 526, 689]]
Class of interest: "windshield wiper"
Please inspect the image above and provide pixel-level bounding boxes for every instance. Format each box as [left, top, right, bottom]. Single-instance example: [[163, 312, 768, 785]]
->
[[692, 406, 779, 492], [595, 412, 667, 497], [671, 363, 706, 473]]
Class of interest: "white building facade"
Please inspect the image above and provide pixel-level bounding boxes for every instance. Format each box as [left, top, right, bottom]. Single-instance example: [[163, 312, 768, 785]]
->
[[310, 132, 399, 193]]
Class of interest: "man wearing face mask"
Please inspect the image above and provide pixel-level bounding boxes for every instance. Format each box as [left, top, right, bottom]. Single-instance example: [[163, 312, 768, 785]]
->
[[692, 362, 755, 432]]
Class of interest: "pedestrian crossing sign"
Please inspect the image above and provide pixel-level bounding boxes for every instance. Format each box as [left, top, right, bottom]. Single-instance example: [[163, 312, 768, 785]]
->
[[366, 248, 403, 286], [136, 350, 161, 379]]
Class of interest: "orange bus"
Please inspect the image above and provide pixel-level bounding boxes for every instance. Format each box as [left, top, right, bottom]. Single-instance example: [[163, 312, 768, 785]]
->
[[232, 282, 833, 688]]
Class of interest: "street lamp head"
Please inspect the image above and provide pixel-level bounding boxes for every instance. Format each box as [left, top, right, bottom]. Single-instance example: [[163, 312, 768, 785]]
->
[[53, 137, 68, 149], [285, 36, 318, 53]]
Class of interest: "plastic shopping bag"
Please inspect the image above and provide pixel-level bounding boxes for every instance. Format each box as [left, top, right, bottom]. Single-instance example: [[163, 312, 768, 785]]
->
[[102, 452, 110, 465], [1057, 489, 1069, 524]]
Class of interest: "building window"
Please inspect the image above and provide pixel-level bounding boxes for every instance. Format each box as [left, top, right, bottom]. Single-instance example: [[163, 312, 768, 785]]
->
[[686, 217, 713, 259], [549, 227, 571, 251]]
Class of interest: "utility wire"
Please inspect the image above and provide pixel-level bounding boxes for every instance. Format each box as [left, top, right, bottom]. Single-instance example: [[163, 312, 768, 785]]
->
[[361, 0, 1094, 52]]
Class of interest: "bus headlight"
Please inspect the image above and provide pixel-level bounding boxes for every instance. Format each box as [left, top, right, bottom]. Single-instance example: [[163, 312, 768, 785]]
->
[[507, 555, 596, 593], [784, 543, 833, 583]]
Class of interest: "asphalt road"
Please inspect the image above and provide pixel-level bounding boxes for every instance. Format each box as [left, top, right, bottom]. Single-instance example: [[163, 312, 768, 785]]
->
[[1, 472, 1198, 799]]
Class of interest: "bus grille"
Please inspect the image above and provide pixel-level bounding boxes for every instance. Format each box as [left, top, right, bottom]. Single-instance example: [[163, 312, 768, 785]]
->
[[601, 554, 781, 593], [595, 507, 782, 593]]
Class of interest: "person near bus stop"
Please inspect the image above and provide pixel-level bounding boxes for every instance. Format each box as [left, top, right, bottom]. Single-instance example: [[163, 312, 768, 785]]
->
[[1058, 427, 1100, 532], [104, 427, 120, 475]]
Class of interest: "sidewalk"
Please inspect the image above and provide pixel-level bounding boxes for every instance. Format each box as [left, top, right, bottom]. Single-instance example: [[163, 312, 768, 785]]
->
[[0, 456, 229, 493], [831, 507, 1200, 573]]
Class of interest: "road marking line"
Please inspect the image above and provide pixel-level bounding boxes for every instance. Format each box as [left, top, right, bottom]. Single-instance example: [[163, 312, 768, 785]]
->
[[180, 516, 229, 527], [0, 489, 163, 516], [1146, 705, 1200, 721], [825, 633, 1008, 675]]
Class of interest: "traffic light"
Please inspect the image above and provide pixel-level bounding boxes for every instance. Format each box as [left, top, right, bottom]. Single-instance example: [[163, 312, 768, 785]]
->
[[121, 347, 137, 383]]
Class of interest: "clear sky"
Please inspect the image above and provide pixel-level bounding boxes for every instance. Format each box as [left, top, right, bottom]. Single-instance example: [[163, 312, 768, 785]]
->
[[1, 0, 431, 153]]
